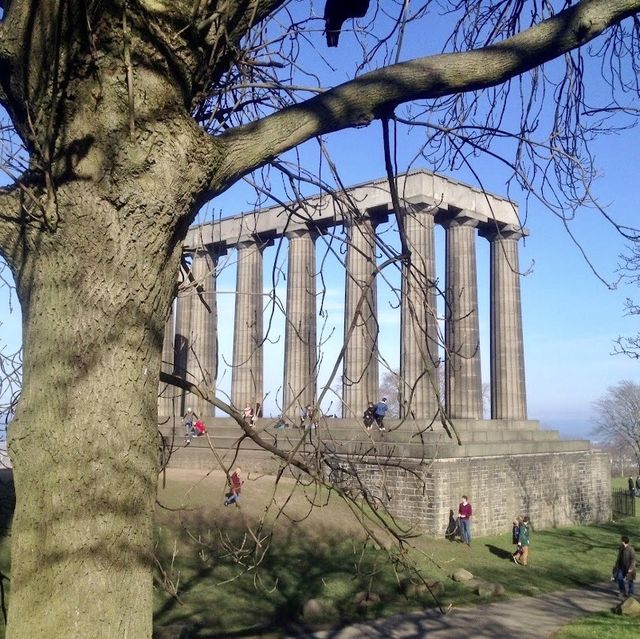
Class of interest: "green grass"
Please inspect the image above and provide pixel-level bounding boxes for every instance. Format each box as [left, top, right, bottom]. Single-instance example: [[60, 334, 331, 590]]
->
[[0, 469, 638, 638], [151, 470, 640, 637], [552, 611, 640, 639]]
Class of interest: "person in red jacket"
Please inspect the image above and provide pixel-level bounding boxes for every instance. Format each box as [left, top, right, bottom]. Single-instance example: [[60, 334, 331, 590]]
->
[[458, 495, 473, 546], [224, 468, 243, 506]]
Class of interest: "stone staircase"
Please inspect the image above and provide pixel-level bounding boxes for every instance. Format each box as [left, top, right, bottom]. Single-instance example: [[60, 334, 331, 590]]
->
[[159, 416, 592, 474]]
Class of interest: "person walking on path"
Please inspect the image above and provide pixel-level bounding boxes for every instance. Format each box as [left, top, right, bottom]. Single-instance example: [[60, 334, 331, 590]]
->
[[612, 535, 636, 597], [224, 468, 243, 506], [374, 398, 388, 431], [183, 407, 198, 445], [636, 475, 640, 497], [514, 516, 531, 565], [457, 495, 472, 546]]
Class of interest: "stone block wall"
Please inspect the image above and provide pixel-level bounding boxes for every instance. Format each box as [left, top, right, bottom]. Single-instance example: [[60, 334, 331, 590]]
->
[[353, 450, 611, 537]]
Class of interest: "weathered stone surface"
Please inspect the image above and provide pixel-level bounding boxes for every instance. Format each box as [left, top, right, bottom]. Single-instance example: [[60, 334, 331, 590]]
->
[[354, 591, 381, 607], [404, 580, 446, 598], [470, 580, 505, 598], [617, 596, 640, 616], [452, 568, 474, 582], [303, 598, 336, 621]]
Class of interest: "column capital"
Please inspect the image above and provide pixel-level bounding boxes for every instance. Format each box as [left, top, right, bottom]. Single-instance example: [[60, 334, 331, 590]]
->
[[285, 227, 319, 241], [479, 224, 528, 242], [236, 236, 274, 252], [439, 210, 482, 229]]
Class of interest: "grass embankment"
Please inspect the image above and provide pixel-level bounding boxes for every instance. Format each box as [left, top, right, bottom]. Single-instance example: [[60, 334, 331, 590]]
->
[[153, 469, 640, 638], [0, 468, 636, 637]]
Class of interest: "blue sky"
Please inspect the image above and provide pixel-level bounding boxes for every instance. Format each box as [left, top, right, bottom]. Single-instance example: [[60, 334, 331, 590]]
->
[[2, 5, 640, 438]]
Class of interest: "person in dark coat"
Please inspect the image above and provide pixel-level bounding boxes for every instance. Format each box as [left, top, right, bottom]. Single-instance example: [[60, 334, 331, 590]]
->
[[323, 0, 370, 47], [612, 536, 636, 597], [629, 476, 635, 497], [363, 402, 376, 430]]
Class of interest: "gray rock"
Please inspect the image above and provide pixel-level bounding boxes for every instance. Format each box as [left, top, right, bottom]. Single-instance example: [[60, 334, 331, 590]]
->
[[451, 568, 474, 582], [401, 580, 445, 598], [303, 598, 336, 621], [354, 591, 381, 606], [617, 596, 640, 616]]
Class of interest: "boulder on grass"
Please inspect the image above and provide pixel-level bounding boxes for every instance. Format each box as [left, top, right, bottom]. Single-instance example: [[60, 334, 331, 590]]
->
[[451, 568, 474, 582], [472, 580, 505, 598], [353, 591, 381, 607], [401, 579, 445, 598], [617, 596, 640, 616], [303, 598, 337, 621]]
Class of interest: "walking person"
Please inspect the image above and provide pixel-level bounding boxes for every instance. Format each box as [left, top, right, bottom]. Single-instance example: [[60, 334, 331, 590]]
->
[[629, 476, 635, 497], [514, 516, 531, 565], [511, 517, 524, 562], [612, 535, 636, 597], [183, 407, 198, 445], [458, 495, 472, 546], [635, 475, 640, 498], [374, 397, 388, 431]]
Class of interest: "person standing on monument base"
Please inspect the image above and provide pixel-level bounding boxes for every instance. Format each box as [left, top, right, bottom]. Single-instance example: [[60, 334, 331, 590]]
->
[[363, 402, 376, 430], [458, 495, 473, 546], [374, 397, 388, 431], [612, 535, 636, 597]]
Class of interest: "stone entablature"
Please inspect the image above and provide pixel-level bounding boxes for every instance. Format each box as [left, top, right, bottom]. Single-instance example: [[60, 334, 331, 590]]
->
[[184, 169, 521, 250]]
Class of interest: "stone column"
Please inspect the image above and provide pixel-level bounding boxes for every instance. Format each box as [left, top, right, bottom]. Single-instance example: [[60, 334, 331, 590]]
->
[[283, 229, 317, 420], [185, 248, 218, 418], [158, 300, 177, 417], [173, 284, 192, 416], [231, 239, 265, 414], [342, 216, 379, 418], [484, 228, 527, 419], [400, 205, 440, 420], [443, 215, 483, 419]]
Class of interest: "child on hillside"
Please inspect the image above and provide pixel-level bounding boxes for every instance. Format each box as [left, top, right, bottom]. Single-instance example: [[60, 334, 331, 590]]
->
[[224, 468, 243, 506], [512, 517, 523, 562]]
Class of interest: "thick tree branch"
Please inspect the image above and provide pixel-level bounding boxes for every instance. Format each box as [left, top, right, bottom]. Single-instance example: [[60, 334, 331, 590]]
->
[[213, 0, 640, 191]]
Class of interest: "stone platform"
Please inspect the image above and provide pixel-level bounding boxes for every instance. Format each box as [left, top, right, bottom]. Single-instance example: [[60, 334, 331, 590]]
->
[[159, 416, 611, 537]]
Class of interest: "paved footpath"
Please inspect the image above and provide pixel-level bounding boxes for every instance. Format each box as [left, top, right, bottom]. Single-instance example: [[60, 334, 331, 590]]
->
[[291, 582, 626, 639]]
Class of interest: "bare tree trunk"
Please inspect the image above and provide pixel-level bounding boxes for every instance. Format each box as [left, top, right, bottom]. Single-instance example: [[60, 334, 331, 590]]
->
[[6, 172, 200, 638]]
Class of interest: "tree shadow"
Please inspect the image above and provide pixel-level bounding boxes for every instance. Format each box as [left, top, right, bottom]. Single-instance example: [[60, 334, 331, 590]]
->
[[152, 512, 426, 638]]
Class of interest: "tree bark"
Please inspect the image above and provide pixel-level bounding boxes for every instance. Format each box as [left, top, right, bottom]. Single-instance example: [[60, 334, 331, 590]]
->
[[3, 55, 215, 636], [5, 184, 187, 637]]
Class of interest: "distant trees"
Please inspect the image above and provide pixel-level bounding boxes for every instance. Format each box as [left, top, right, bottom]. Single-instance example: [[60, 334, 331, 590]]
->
[[593, 380, 640, 473], [378, 370, 401, 417]]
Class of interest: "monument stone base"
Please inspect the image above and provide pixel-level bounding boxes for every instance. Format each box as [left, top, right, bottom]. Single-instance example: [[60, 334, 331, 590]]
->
[[159, 416, 611, 536]]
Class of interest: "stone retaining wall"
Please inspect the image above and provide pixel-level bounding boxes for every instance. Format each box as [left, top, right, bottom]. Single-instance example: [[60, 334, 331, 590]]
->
[[352, 450, 611, 537]]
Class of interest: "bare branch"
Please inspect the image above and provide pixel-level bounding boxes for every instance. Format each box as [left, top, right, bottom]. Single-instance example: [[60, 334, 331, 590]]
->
[[213, 0, 640, 190]]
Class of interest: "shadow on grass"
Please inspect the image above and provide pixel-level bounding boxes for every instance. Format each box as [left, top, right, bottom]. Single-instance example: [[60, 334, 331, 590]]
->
[[484, 544, 512, 560], [153, 511, 421, 638]]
